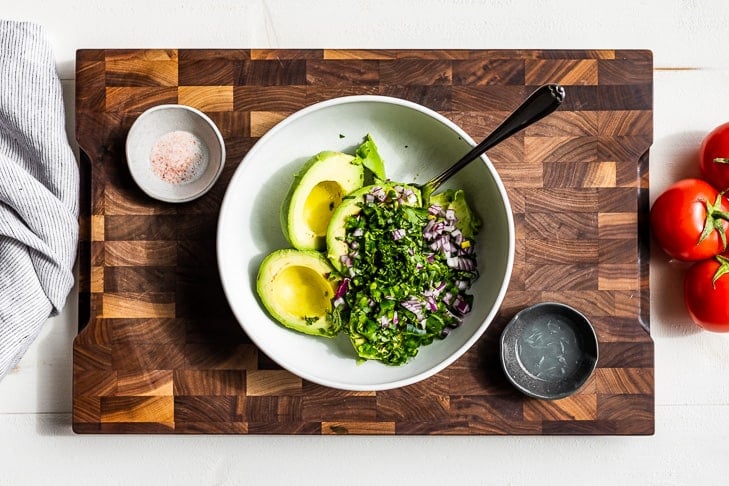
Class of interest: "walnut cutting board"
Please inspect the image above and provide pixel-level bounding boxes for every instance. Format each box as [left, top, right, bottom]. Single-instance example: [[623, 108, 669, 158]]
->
[[73, 49, 654, 434]]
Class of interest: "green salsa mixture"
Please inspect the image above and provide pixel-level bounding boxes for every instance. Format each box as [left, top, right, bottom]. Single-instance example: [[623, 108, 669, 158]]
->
[[331, 184, 480, 365], [258, 134, 481, 366]]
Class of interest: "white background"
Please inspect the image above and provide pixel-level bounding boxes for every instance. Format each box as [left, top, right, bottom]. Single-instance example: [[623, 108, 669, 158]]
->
[[3, 1, 729, 484]]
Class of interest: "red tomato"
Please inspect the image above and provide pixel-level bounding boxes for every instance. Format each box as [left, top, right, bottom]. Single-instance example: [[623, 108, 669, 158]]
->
[[700, 122, 729, 192], [684, 253, 729, 332], [650, 178, 729, 261]]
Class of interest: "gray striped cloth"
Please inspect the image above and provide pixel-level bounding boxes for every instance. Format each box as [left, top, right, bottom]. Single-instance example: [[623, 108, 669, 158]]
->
[[0, 21, 79, 382]]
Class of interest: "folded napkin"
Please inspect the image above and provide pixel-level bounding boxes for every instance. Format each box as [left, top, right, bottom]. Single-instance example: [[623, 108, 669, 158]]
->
[[0, 21, 79, 382]]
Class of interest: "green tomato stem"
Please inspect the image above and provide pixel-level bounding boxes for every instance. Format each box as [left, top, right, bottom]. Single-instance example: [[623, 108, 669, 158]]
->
[[699, 194, 729, 251], [712, 255, 729, 287], [714, 158, 729, 164]]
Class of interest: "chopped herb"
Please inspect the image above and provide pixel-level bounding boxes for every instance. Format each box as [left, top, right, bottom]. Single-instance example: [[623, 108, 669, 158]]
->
[[331, 185, 479, 365]]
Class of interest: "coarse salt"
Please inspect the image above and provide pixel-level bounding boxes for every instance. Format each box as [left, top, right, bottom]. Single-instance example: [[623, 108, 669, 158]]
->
[[150, 130, 206, 184]]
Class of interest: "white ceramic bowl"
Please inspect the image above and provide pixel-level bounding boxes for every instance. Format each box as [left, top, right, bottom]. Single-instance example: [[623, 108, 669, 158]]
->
[[217, 95, 514, 391], [126, 104, 225, 203]]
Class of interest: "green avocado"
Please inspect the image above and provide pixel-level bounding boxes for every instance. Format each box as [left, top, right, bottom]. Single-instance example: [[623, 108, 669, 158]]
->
[[280, 151, 364, 251], [326, 183, 422, 272], [325, 186, 371, 272], [429, 189, 481, 238], [355, 134, 386, 183], [256, 249, 342, 337]]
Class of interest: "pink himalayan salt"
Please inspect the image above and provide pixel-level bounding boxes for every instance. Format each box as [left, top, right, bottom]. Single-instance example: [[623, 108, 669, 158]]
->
[[150, 130, 205, 184]]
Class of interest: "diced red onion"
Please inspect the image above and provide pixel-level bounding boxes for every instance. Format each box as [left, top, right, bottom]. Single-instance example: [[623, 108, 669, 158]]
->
[[443, 242, 452, 254], [401, 297, 422, 313], [430, 235, 451, 253], [392, 185, 417, 205], [447, 256, 475, 271], [451, 229, 463, 245], [403, 189, 417, 204], [371, 186, 386, 201], [428, 204, 443, 216], [423, 220, 437, 240], [452, 294, 471, 315], [334, 278, 350, 300], [401, 297, 425, 321], [426, 295, 438, 312]]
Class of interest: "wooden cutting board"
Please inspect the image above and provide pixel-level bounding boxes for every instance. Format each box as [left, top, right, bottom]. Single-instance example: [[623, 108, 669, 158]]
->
[[73, 49, 654, 434]]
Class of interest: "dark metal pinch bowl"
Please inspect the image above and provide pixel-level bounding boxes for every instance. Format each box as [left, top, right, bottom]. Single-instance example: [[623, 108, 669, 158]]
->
[[500, 302, 599, 400]]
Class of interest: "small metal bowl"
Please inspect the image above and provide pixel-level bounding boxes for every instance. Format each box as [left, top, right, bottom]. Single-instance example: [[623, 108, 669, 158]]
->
[[500, 302, 599, 400], [126, 104, 225, 203]]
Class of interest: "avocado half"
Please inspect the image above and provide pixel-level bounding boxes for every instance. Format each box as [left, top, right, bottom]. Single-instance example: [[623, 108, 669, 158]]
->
[[280, 151, 364, 251], [256, 249, 342, 337]]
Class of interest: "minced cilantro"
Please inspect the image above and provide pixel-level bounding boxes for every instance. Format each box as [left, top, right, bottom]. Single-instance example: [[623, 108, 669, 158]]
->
[[331, 185, 479, 365]]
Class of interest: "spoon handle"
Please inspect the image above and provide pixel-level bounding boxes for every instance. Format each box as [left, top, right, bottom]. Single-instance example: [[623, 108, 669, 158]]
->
[[421, 83, 565, 201]]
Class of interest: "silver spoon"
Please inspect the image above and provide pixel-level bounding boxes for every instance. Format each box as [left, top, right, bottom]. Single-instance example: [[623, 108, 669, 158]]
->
[[420, 83, 565, 203]]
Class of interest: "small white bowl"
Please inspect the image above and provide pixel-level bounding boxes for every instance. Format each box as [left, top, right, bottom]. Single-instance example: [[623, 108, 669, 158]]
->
[[126, 104, 225, 203]]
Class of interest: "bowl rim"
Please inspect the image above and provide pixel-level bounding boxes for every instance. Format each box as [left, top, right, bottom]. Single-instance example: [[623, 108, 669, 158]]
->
[[217, 94, 516, 390], [500, 301, 599, 400], [126, 103, 226, 203]]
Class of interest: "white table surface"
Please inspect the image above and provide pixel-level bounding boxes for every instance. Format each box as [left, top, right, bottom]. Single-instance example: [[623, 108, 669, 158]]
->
[[3, 1, 729, 484]]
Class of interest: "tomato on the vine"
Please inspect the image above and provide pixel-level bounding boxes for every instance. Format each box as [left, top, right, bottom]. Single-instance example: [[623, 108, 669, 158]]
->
[[684, 253, 729, 332], [650, 178, 729, 261], [700, 122, 729, 192]]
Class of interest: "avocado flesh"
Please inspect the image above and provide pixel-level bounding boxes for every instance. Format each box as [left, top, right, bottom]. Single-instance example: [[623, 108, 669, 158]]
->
[[256, 249, 341, 337], [304, 180, 346, 236], [281, 151, 364, 251], [355, 134, 386, 183]]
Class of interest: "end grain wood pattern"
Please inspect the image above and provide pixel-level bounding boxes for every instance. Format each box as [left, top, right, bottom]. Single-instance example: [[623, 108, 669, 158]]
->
[[74, 49, 654, 435]]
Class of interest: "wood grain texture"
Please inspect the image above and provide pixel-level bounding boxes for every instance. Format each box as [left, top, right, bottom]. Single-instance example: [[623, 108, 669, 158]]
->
[[74, 49, 653, 435]]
